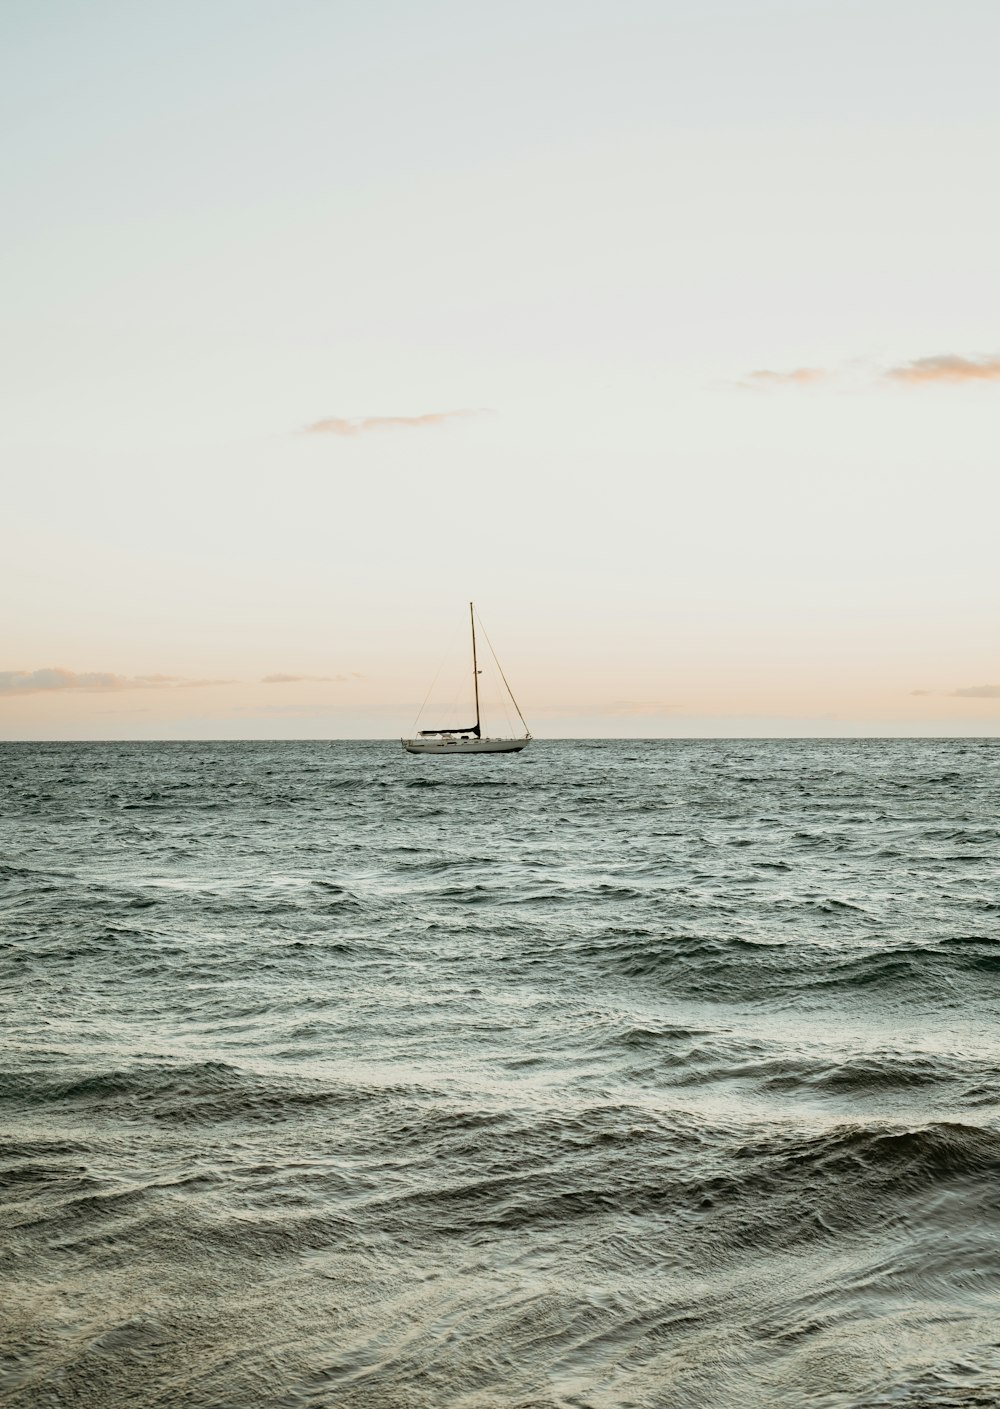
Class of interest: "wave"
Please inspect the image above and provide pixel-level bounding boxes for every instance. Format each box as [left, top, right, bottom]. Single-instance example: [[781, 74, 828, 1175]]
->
[[327, 1105, 1000, 1253], [763, 1051, 1000, 1097], [728, 1119, 1000, 1200], [597, 1028, 1000, 1102], [575, 929, 1000, 998], [0, 1062, 430, 1127]]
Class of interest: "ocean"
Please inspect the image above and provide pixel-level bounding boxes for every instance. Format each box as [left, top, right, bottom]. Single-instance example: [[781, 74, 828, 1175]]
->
[[2, 739, 999, 1408]]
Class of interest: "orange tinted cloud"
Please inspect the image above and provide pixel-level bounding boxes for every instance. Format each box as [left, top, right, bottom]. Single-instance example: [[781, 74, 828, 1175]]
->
[[304, 410, 484, 436], [261, 673, 362, 683], [737, 353, 1000, 390], [0, 669, 232, 696], [532, 700, 679, 717], [741, 367, 827, 389], [885, 354, 1000, 385]]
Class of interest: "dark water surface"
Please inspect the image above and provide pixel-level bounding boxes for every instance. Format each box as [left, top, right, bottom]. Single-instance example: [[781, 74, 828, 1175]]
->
[[2, 739, 999, 1408]]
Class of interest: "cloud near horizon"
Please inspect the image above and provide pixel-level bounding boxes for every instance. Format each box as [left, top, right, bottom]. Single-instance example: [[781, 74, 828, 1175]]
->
[[261, 673, 362, 684], [951, 684, 1000, 699], [532, 700, 680, 717], [0, 669, 233, 696], [303, 410, 485, 436], [233, 703, 352, 717]]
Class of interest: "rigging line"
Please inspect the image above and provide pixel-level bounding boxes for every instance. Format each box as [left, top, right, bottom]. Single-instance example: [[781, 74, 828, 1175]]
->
[[484, 645, 514, 737], [412, 617, 463, 733], [473, 608, 531, 737], [493, 653, 515, 737]]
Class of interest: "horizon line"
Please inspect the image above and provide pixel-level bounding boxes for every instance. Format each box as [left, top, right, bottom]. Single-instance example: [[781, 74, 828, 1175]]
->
[[2, 734, 999, 745]]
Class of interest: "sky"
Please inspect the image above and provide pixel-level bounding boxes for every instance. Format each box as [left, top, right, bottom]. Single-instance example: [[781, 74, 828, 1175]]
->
[[3, 0, 999, 739]]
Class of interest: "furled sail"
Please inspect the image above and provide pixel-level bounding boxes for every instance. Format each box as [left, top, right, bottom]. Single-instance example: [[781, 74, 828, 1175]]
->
[[419, 725, 481, 737]]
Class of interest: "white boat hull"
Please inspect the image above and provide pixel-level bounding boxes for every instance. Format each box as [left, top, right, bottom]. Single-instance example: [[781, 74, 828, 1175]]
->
[[402, 737, 530, 755]]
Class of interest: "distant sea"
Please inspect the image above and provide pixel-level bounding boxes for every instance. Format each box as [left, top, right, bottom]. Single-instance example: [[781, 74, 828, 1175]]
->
[[2, 739, 999, 1408]]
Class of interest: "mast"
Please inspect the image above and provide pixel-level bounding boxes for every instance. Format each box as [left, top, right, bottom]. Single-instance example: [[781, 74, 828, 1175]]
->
[[470, 600, 481, 737]]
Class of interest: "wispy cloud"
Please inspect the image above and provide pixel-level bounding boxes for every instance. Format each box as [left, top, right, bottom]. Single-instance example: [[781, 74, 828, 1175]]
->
[[951, 684, 1000, 699], [737, 352, 1000, 391], [0, 667, 363, 698], [533, 700, 680, 717], [303, 410, 485, 436], [604, 700, 681, 716], [739, 367, 828, 390], [885, 354, 1000, 385], [233, 703, 348, 717], [0, 669, 233, 697], [0, 669, 133, 695], [261, 673, 362, 684]]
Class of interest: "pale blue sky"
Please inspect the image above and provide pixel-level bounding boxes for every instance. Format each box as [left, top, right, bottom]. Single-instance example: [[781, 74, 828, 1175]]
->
[[3, 1, 999, 737]]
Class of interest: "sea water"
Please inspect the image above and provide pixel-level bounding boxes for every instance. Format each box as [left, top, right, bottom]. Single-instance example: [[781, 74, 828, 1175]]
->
[[1, 739, 999, 1408]]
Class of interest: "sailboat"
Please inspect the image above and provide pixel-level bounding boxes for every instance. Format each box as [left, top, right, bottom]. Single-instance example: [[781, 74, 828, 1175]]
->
[[402, 603, 532, 755]]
